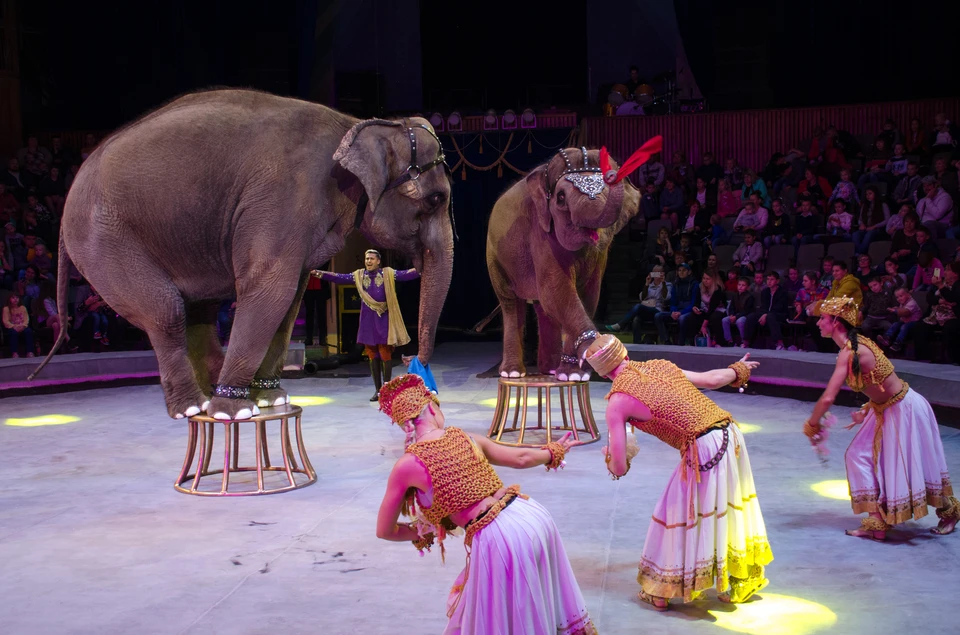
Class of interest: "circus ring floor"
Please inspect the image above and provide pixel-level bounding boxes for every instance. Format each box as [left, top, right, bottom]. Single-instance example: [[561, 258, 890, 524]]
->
[[1, 342, 958, 635]]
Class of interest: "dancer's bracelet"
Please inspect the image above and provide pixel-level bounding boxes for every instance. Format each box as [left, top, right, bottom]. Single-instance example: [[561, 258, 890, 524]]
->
[[605, 452, 631, 480], [542, 442, 566, 471], [728, 362, 751, 390], [412, 532, 435, 554]]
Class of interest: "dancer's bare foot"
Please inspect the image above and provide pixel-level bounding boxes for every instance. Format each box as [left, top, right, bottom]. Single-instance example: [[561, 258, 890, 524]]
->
[[637, 590, 668, 611], [846, 516, 888, 541], [931, 517, 957, 535]]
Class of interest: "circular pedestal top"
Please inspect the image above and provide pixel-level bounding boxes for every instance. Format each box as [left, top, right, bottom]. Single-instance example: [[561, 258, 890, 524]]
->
[[188, 404, 303, 423], [497, 374, 588, 388]]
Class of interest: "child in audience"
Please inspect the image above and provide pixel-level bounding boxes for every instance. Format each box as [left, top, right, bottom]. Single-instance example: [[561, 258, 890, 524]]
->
[[860, 276, 895, 336], [877, 287, 922, 353]]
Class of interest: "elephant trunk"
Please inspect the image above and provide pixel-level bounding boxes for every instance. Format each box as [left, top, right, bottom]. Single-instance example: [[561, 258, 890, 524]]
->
[[571, 181, 624, 229], [414, 218, 454, 364]]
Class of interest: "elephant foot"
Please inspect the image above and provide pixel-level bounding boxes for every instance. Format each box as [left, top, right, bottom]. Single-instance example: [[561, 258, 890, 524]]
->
[[166, 388, 210, 420], [251, 388, 290, 408], [556, 362, 591, 382], [209, 396, 261, 421], [499, 361, 526, 379]]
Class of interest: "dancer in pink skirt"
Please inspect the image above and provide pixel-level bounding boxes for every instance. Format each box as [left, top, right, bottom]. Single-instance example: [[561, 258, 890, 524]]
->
[[804, 296, 960, 540]]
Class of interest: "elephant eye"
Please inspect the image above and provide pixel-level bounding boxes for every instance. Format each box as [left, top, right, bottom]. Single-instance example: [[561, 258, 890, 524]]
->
[[427, 192, 446, 208], [556, 190, 566, 205]]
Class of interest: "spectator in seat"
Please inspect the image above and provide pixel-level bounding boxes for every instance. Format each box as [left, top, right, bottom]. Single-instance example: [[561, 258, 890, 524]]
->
[[65, 162, 81, 192], [80, 133, 99, 162], [929, 113, 959, 157], [733, 201, 766, 234], [48, 136, 75, 172], [885, 143, 909, 181], [724, 269, 739, 292], [893, 163, 922, 207], [794, 270, 829, 352], [853, 186, 890, 255], [886, 202, 912, 237], [1, 158, 27, 202], [692, 177, 716, 212], [679, 199, 710, 239], [706, 214, 727, 251], [605, 265, 671, 338], [878, 119, 903, 150], [749, 270, 765, 301], [825, 260, 863, 305], [817, 256, 836, 295], [719, 276, 755, 347], [860, 276, 895, 337], [39, 166, 67, 218], [32, 241, 54, 281], [763, 198, 791, 248], [0, 184, 18, 225], [904, 118, 929, 156], [746, 271, 789, 350], [669, 150, 696, 196], [783, 267, 802, 298], [739, 170, 770, 207], [827, 168, 860, 208], [889, 211, 920, 271], [649, 225, 674, 268], [0, 241, 13, 289], [877, 287, 922, 353], [857, 137, 893, 188], [797, 167, 832, 209], [772, 151, 807, 198], [640, 179, 661, 224], [4, 222, 25, 272], [74, 283, 111, 346], [732, 229, 763, 277], [717, 178, 739, 218], [791, 199, 819, 254], [854, 253, 879, 285], [687, 271, 725, 346], [696, 152, 724, 192], [881, 257, 909, 293], [703, 253, 722, 279], [723, 157, 744, 190], [16, 264, 41, 309], [932, 157, 960, 205], [659, 177, 686, 229], [653, 262, 698, 345], [638, 153, 665, 189], [39, 283, 70, 350], [2, 293, 34, 358], [25, 194, 55, 244], [916, 175, 955, 232], [913, 250, 944, 293], [16, 134, 52, 189], [820, 199, 853, 241], [914, 261, 960, 362]]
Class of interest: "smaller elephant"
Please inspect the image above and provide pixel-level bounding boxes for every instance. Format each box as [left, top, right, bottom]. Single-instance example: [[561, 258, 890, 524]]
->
[[487, 146, 642, 381]]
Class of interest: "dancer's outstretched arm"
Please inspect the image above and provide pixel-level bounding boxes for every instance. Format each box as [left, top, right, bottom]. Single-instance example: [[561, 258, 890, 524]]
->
[[683, 353, 759, 390], [470, 432, 582, 470], [603, 393, 650, 478], [376, 455, 429, 541], [805, 348, 851, 431]]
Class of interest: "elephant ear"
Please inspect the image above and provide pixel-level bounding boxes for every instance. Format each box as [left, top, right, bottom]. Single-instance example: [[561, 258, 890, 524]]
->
[[334, 119, 404, 213], [524, 166, 552, 234]]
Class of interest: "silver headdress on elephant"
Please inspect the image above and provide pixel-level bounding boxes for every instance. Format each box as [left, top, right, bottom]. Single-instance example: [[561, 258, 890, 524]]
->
[[548, 147, 606, 201]]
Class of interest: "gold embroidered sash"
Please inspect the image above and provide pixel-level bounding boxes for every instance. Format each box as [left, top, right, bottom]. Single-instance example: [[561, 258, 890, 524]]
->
[[352, 267, 411, 347], [864, 382, 909, 471]]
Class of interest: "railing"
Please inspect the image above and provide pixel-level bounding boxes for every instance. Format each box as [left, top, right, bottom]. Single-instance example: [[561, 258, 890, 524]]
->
[[582, 97, 960, 170]]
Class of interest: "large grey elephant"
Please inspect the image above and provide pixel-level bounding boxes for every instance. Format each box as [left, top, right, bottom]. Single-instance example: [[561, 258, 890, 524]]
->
[[30, 89, 454, 420], [487, 147, 641, 381]]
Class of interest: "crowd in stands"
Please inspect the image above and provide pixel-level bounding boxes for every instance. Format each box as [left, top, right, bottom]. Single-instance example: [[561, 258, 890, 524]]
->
[[607, 113, 960, 364]]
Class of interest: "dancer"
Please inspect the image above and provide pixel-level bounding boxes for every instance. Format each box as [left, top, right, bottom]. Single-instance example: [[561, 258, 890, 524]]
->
[[804, 296, 959, 540], [583, 335, 772, 610], [376, 374, 596, 635], [313, 249, 419, 400]]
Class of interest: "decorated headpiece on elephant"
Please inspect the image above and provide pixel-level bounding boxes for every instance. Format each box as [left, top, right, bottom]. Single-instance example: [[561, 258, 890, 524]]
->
[[29, 89, 455, 420], [486, 136, 661, 380]]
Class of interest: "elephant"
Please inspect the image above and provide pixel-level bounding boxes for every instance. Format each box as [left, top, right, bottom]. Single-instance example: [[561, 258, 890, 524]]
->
[[29, 88, 455, 420], [487, 147, 640, 381]]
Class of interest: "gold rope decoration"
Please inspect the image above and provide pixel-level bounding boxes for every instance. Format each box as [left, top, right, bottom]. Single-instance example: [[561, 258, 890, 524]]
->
[[445, 129, 578, 180]]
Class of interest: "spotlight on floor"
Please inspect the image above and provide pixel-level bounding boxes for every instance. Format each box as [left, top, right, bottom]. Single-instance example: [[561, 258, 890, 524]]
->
[[480, 397, 519, 408], [811, 480, 850, 501], [289, 396, 333, 407], [708, 593, 837, 635], [5, 414, 80, 427], [447, 111, 462, 132], [521, 108, 537, 129]]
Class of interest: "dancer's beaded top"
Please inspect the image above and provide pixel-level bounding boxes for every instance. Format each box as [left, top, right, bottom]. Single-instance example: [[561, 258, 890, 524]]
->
[[845, 336, 894, 392]]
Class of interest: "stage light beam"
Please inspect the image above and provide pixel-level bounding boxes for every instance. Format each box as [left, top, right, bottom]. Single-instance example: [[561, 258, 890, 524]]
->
[[5, 414, 81, 427], [811, 480, 850, 501], [288, 396, 333, 407], [737, 422, 761, 434], [708, 593, 837, 635], [479, 397, 519, 408]]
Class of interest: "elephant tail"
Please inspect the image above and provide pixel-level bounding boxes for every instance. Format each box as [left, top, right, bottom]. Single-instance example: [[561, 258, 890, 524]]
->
[[27, 233, 71, 381]]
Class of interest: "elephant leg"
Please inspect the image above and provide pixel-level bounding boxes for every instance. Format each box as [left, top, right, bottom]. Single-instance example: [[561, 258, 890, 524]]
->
[[497, 296, 527, 378], [250, 272, 309, 408], [185, 300, 224, 412], [209, 268, 301, 420], [540, 286, 597, 383], [533, 302, 561, 375], [99, 265, 207, 419]]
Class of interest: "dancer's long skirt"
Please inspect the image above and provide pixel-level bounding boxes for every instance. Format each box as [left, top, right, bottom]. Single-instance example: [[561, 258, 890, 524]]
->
[[444, 497, 596, 635], [845, 388, 954, 524], [638, 425, 773, 602]]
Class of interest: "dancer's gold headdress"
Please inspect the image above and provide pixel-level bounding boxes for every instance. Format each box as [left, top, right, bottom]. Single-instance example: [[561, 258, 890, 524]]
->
[[819, 296, 861, 327], [585, 334, 628, 377]]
